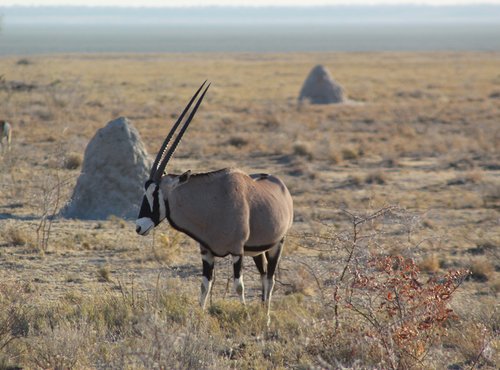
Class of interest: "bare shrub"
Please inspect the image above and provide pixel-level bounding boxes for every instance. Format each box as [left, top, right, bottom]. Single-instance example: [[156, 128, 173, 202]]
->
[[311, 256, 469, 368], [345, 256, 468, 369], [33, 172, 73, 252], [305, 207, 470, 369]]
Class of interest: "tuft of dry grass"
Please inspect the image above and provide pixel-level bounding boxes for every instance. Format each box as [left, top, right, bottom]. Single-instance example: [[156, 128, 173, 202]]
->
[[365, 170, 388, 185], [228, 136, 249, 148], [2, 226, 33, 247], [419, 254, 440, 273], [469, 258, 495, 282], [284, 266, 316, 296], [341, 147, 359, 161], [327, 148, 342, 164], [107, 215, 127, 229], [152, 232, 182, 265], [97, 265, 112, 282], [481, 182, 500, 209], [257, 114, 281, 130], [345, 174, 363, 187], [292, 141, 314, 160], [489, 90, 500, 99], [16, 58, 33, 66], [491, 278, 500, 293], [63, 152, 83, 170], [444, 321, 499, 368]]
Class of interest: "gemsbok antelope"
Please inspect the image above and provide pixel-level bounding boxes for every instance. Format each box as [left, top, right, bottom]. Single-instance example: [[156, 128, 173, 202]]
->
[[0, 120, 12, 153], [136, 82, 293, 324]]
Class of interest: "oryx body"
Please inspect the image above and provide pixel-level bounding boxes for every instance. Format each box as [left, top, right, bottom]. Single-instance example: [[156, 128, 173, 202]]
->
[[162, 168, 293, 257], [136, 82, 293, 323], [0, 120, 12, 153]]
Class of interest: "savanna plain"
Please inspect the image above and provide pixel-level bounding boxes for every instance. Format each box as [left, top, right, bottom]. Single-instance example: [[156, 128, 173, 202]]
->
[[0, 52, 499, 369]]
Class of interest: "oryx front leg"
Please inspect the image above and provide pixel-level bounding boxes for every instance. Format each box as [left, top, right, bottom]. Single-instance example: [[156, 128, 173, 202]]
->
[[232, 255, 246, 305], [200, 247, 214, 310], [264, 239, 284, 325]]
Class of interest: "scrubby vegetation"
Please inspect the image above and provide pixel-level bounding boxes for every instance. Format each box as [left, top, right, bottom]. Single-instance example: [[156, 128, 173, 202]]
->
[[0, 52, 499, 368]]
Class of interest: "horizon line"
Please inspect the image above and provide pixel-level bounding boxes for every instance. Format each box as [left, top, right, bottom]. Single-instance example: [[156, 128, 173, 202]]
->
[[2, 3, 500, 8]]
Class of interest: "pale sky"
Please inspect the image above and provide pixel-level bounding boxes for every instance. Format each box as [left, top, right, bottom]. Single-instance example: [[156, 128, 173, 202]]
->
[[2, 0, 500, 6]]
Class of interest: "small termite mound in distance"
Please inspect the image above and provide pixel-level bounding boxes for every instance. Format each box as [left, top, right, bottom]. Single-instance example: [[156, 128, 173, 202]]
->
[[298, 64, 346, 105]]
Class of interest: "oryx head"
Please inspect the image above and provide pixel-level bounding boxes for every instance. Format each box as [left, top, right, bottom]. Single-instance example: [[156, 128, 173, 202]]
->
[[136, 81, 210, 236]]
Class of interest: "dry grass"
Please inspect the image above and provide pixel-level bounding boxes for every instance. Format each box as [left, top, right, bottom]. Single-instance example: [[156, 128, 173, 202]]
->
[[1, 226, 33, 247], [0, 51, 499, 368], [419, 254, 440, 273], [365, 170, 389, 185], [469, 258, 495, 282], [63, 152, 83, 170]]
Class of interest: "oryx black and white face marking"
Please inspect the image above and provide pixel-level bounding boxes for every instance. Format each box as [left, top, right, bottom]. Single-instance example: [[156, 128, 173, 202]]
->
[[136, 180, 166, 235]]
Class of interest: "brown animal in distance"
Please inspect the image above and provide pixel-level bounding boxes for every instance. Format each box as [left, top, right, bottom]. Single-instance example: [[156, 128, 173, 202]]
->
[[0, 120, 12, 153]]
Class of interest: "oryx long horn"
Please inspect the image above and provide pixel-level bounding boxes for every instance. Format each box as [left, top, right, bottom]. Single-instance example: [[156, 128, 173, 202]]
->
[[150, 81, 208, 181], [153, 82, 211, 183]]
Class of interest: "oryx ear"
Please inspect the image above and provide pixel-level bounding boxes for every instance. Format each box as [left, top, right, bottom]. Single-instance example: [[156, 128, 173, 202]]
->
[[179, 170, 191, 183]]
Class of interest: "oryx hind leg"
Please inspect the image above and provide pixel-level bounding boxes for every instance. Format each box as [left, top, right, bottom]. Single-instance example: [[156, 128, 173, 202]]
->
[[263, 238, 284, 325], [200, 246, 214, 310], [252, 254, 267, 302], [232, 255, 246, 305]]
